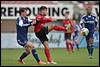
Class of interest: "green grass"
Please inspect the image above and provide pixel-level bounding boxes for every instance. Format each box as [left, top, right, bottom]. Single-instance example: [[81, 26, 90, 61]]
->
[[1, 48, 99, 66]]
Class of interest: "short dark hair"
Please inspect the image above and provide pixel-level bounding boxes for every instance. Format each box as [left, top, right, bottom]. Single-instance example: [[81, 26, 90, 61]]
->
[[39, 6, 47, 11], [19, 8, 27, 15]]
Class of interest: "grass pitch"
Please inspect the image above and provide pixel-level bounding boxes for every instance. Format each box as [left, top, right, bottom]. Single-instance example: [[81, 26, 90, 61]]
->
[[1, 48, 99, 66]]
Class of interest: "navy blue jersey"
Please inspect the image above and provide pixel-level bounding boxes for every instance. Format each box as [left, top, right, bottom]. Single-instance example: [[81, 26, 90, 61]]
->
[[80, 14, 98, 33], [16, 16, 32, 46]]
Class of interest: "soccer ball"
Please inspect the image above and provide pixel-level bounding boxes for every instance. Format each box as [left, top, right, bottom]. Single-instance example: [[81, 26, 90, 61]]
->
[[81, 28, 89, 36]]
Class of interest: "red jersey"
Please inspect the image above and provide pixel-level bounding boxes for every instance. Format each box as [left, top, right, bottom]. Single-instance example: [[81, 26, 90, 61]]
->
[[63, 19, 74, 33], [34, 14, 53, 32]]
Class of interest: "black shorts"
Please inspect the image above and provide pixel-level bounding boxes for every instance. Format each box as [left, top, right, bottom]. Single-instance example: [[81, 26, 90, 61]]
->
[[65, 33, 71, 40], [35, 26, 48, 44]]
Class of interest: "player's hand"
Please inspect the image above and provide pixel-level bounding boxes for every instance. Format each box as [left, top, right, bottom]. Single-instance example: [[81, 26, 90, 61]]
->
[[31, 20, 36, 25], [80, 31, 83, 36], [72, 32, 75, 36]]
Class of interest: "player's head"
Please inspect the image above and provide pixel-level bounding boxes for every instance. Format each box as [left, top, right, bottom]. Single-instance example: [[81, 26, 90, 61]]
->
[[85, 4, 93, 15], [19, 8, 27, 17], [64, 11, 69, 19], [86, 7, 92, 15], [39, 6, 47, 16], [73, 20, 76, 25]]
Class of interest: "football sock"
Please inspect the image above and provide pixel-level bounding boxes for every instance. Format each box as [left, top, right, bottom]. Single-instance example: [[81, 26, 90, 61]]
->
[[52, 25, 66, 31], [87, 45, 91, 56], [90, 45, 93, 56], [76, 44, 79, 50], [66, 41, 70, 52], [20, 51, 30, 60], [70, 43, 74, 51], [44, 48, 51, 62], [31, 48, 40, 62]]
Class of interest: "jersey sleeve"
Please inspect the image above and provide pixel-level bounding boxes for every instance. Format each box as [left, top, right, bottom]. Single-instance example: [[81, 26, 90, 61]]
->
[[94, 16, 99, 28], [79, 16, 85, 29], [28, 18, 33, 23], [46, 17, 53, 22], [77, 24, 80, 31]]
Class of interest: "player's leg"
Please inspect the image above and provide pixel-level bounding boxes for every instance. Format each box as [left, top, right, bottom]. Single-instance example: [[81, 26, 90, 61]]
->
[[18, 40, 46, 64], [35, 29, 51, 63], [17, 40, 30, 64], [18, 50, 30, 64], [65, 33, 72, 54], [43, 41, 56, 64], [86, 39, 92, 59], [35, 29, 56, 64], [66, 40, 71, 54], [74, 39, 80, 51], [74, 32, 80, 51], [41, 35, 56, 64], [43, 41, 51, 62], [70, 40, 74, 52], [48, 25, 67, 32], [76, 43, 79, 51], [89, 38, 94, 56], [86, 33, 94, 59], [65, 33, 70, 53], [35, 27, 51, 62], [27, 41, 46, 64]]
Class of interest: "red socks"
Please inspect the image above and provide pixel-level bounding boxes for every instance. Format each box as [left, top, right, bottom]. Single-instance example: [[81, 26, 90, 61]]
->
[[44, 48, 51, 62], [52, 25, 66, 31], [66, 41, 74, 53], [66, 41, 69, 51], [70, 42, 74, 52]]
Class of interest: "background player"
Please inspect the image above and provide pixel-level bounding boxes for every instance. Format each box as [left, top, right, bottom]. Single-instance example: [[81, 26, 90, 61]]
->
[[16, 8, 46, 64], [73, 20, 81, 51], [79, 4, 98, 59], [33, 6, 67, 64], [62, 11, 74, 54]]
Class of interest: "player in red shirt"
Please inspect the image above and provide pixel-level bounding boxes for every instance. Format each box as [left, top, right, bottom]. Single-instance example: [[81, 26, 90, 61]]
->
[[62, 11, 74, 54], [33, 6, 67, 64]]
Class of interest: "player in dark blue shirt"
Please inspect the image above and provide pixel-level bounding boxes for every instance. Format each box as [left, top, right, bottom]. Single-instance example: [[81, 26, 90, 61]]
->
[[16, 8, 46, 64], [80, 5, 98, 59]]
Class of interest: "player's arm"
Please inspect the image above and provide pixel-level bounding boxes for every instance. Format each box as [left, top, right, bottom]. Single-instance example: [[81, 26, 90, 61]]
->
[[79, 16, 86, 36], [77, 25, 82, 42], [79, 17, 85, 29], [27, 18, 37, 27], [27, 18, 34, 25], [31, 19, 36, 25], [94, 16, 99, 31]]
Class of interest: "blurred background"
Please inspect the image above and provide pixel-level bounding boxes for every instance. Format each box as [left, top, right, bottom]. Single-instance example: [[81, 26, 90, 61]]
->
[[1, 1, 99, 48]]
